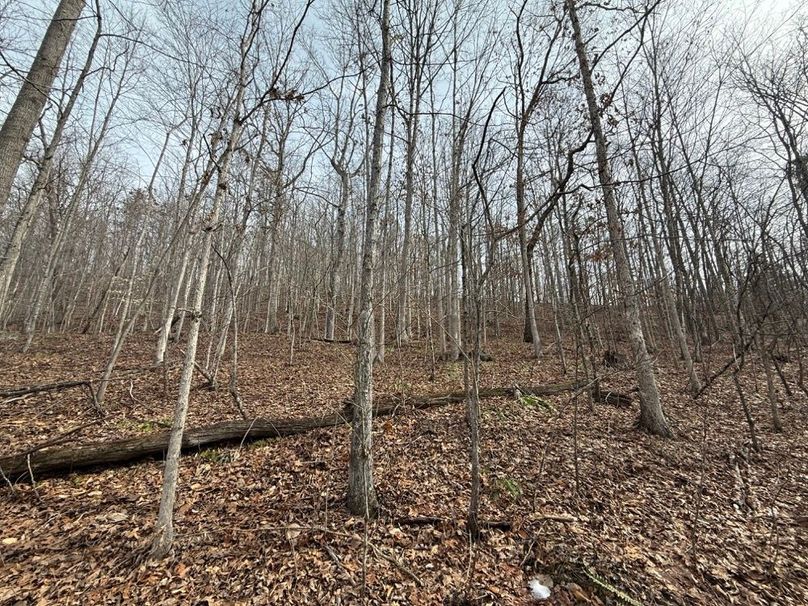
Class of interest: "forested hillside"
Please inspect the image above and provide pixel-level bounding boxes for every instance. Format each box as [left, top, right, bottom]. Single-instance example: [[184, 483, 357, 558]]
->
[[1, 0, 806, 603]]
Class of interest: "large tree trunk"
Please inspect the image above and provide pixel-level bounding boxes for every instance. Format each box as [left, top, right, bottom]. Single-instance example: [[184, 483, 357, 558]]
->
[[347, 0, 390, 519], [566, 0, 671, 437], [0, 0, 85, 213], [0, 11, 101, 318]]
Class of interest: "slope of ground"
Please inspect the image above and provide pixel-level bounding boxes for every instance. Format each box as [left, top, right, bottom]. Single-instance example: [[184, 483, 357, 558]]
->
[[1, 331, 806, 605]]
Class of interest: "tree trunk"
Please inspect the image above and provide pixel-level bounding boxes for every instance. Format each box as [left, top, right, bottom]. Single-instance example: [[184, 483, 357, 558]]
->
[[460, 222, 482, 540], [155, 245, 192, 364], [325, 170, 349, 341], [0, 0, 85, 213], [396, 113, 419, 345], [150, 59, 250, 553], [152, 200, 222, 557], [516, 140, 542, 357], [566, 0, 671, 437], [0, 10, 101, 317], [347, 0, 390, 519]]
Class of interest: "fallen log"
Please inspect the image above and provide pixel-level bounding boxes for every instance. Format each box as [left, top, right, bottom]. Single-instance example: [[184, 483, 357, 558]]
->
[[0, 381, 582, 481], [0, 379, 91, 399], [395, 516, 511, 531], [0, 363, 174, 400], [311, 337, 354, 344]]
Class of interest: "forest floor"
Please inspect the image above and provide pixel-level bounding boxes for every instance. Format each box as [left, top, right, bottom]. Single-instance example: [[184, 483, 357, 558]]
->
[[0, 329, 806, 605]]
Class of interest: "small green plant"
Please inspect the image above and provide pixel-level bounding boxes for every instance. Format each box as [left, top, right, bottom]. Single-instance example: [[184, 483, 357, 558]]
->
[[199, 449, 234, 464], [136, 420, 160, 432], [518, 394, 556, 413], [494, 476, 522, 501], [249, 438, 271, 449], [583, 566, 643, 606], [117, 418, 169, 434]]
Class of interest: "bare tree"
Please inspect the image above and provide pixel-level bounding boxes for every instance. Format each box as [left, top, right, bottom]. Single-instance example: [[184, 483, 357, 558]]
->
[[152, 0, 272, 557], [0, 0, 86, 213], [0, 2, 102, 318], [566, 0, 672, 437], [347, 0, 391, 519]]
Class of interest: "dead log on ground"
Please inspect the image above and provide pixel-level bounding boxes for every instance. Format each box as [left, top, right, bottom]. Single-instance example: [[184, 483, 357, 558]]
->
[[596, 389, 633, 408], [395, 516, 511, 530], [0, 381, 582, 481], [0, 363, 175, 400], [0, 379, 91, 399]]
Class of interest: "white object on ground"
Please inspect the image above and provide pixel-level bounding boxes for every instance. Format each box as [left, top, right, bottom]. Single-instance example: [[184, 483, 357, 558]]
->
[[528, 579, 552, 600]]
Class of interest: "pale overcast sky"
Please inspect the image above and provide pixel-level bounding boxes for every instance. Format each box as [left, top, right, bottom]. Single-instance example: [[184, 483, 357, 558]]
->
[[1, 0, 805, 186]]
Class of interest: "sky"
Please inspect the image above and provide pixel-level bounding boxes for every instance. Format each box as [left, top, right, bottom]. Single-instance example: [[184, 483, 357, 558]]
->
[[0, 0, 805, 187]]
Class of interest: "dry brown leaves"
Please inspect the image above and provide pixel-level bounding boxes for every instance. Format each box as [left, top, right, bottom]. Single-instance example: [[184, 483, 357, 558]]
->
[[0, 330, 806, 605]]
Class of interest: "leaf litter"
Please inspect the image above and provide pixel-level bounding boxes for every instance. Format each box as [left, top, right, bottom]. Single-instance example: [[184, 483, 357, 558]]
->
[[0, 331, 806, 604]]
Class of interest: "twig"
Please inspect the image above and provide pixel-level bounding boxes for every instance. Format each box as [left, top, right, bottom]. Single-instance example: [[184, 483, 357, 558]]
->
[[16, 420, 100, 458], [310, 337, 354, 344], [0, 364, 164, 399], [534, 513, 585, 523], [0, 380, 90, 398], [370, 543, 423, 587], [127, 380, 139, 405], [1, 393, 34, 406], [27, 455, 41, 502], [394, 516, 512, 530], [0, 464, 16, 493], [324, 543, 356, 585]]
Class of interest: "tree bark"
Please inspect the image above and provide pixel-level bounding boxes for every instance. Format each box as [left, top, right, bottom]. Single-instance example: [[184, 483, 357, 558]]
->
[[0, 9, 102, 318], [347, 0, 391, 519], [0, 0, 85, 213], [516, 138, 542, 356], [325, 168, 349, 341], [566, 0, 671, 437]]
